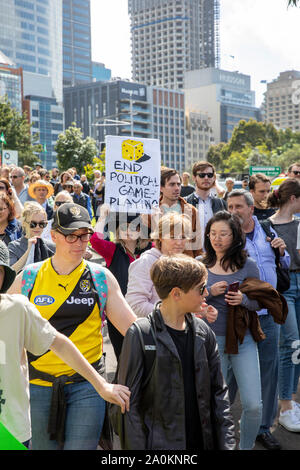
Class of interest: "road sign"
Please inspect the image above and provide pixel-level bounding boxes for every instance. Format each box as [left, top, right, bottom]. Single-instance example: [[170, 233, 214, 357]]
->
[[249, 166, 281, 177], [2, 150, 18, 166]]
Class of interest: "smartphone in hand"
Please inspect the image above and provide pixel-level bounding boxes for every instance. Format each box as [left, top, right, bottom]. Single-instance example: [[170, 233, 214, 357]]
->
[[227, 281, 239, 292]]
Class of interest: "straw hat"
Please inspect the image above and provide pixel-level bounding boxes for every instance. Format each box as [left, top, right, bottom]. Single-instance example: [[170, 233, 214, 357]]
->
[[28, 179, 54, 199]]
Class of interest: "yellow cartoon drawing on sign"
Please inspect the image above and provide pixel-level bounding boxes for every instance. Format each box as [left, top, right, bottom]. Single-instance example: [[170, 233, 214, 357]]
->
[[122, 139, 151, 163]]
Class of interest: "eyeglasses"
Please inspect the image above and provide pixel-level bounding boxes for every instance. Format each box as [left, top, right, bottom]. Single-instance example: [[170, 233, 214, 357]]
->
[[57, 231, 93, 243], [292, 171, 300, 175], [196, 172, 214, 178], [30, 221, 48, 229], [208, 232, 232, 240], [11, 175, 22, 179], [0, 186, 7, 190]]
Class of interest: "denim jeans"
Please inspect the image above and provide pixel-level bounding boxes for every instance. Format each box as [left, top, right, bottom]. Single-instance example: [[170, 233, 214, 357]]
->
[[279, 272, 300, 400], [30, 380, 106, 450], [257, 314, 280, 434], [216, 334, 262, 450]]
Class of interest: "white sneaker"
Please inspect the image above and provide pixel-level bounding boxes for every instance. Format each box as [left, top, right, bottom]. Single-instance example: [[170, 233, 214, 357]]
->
[[279, 409, 300, 432], [292, 401, 300, 419]]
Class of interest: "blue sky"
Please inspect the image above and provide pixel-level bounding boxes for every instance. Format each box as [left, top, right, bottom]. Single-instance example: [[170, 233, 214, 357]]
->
[[91, 0, 300, 107]]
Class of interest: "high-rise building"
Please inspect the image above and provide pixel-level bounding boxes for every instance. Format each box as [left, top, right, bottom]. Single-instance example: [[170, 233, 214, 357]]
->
[[128, 0, 220, 89], [148, 85, 185, 171], [264, 70, 300, 132], [184, 67, 261, 143], [185, 111, 214, 169], [0, 0, 62, 103], [62, 0, 93, 87], [0, 51, 23, 113], [92, 62, 111, 83]]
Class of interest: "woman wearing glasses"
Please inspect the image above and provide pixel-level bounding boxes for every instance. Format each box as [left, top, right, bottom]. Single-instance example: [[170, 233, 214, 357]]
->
[[8, 203, 136, 450], [8, 201, 56, 274], [202, 211, 262, 450]]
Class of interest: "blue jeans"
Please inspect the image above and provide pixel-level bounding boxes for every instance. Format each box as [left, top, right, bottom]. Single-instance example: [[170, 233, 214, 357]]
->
[[257, 314, 280, 434], [216, 334, 262, 450], [30, 381, 106, 450], [279, 272, 300, 400]]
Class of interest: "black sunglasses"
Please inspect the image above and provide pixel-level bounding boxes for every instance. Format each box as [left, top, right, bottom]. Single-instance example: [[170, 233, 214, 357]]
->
[[196, 172, 214, 178], [197, 283, 207, 295], [30, 221, 48, 229], [292, 171, 300, 175], [55, 201, 67, 207]]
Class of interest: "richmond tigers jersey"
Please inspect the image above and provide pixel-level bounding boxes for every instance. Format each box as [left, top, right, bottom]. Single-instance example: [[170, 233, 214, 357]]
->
[[26, 258, 107, 386]]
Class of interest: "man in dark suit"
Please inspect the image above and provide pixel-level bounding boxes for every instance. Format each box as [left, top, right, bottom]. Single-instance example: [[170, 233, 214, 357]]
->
[[185, 161, 227, 247]]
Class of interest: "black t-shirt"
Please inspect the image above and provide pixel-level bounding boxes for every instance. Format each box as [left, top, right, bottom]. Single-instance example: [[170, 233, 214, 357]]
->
[[166, 322, 203, 450], [253, 207, 275, 221], [180, 185, 195, 197]]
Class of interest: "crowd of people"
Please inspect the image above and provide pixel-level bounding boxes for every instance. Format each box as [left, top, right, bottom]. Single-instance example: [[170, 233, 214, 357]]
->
[[0, 159, 300, 451]]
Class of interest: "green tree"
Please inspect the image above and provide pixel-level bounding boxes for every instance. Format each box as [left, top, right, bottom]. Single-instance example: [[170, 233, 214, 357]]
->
[[55, 123, 98, 174], [206, 142, 229, 171], [0, 98, 42, 167]]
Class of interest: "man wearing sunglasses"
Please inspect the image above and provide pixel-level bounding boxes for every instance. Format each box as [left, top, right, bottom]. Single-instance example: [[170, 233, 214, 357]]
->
[[287, 162, 300, 180], [185, 161, 227, 248], [11, 167, 34, 205], [8, 203, 137, 450]]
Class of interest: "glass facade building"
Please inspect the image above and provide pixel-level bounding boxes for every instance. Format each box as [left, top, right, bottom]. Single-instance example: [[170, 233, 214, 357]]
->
[[0, 0, 62, 103], [63, 0, 93, 87]]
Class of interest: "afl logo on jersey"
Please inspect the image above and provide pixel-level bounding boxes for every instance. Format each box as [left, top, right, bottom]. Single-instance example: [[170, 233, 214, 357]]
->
[[34, 295, 55, 306], [80, 279, 91, 292]]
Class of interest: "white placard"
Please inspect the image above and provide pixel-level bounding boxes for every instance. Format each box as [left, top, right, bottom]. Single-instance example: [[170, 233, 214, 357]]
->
[[104, 135, 161, 214], [2, 150, 18, 166]]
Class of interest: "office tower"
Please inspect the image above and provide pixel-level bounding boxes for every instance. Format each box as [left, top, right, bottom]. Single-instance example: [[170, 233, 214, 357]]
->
[[63, 80, 152, 148], [92, 62, 111, 83], [0, 0, 62, 103], [128, 0, 220, 89], [185, 111, 214, 169], [0, 51, 23, 113], [62, 0, 93, 87], [148, 85, 185, 171], [264, 70, 300, 132], [184, 67, 261, 143]]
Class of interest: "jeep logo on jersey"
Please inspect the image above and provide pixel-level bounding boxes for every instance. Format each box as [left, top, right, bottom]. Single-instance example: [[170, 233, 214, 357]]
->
[[66, 296, 94, 306], [34, 295, 55, 306]]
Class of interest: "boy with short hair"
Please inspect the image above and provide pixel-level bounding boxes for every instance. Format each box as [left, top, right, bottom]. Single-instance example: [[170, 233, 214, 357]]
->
[[112, 254, 236, 450], [0, 241, 130, 449]]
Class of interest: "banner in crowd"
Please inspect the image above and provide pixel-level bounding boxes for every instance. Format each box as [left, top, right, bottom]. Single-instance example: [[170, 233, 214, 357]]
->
[[104, 135, 161, 214]]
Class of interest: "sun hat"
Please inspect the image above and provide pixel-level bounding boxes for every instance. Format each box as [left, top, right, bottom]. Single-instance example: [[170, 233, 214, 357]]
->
[[28, 179, 54, 199]]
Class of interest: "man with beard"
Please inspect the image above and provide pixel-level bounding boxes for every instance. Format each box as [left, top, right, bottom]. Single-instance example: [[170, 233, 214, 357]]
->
[[249, 173, 275, 221], [185, 161, 227, 248]]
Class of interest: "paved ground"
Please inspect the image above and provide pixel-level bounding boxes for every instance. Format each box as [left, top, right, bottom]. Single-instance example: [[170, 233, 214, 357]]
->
[[92, 249, 300, 451]]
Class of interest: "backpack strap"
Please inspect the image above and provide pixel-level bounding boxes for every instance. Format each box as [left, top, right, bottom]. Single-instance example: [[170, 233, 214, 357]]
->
[[86, 261, 108, 326], [135, 316, 156, 389], [260, 220, 280, 264], [21, 261, 44, 297]]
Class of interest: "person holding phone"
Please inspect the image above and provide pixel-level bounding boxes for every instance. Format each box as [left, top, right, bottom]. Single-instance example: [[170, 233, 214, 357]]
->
[[201, 211, 262, 450]]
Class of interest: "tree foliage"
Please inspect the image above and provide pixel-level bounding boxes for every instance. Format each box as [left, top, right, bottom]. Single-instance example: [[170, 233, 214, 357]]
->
[[0, 98, 42, 167], [207, 119, 300, 174], [54, 123, 98, 174]]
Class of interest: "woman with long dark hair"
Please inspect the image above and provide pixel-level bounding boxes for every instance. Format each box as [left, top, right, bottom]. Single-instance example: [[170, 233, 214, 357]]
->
[[202, 211, 262, 450], [268, 178, 300, 432]]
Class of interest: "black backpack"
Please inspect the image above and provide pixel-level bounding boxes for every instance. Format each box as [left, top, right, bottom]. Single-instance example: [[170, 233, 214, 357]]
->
[[108, 317, 156, 440], [260, 219, 290, 293]]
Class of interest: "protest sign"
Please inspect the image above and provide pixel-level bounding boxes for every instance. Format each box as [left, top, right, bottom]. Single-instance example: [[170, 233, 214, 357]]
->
[[104, 135, 161, 214]]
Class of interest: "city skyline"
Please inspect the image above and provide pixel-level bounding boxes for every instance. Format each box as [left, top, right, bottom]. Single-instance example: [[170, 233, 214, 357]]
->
[[90, 0, 300, 107]]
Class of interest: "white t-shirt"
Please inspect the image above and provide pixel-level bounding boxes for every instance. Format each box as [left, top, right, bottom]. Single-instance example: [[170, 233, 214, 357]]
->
[[0, 294, 56, 443]]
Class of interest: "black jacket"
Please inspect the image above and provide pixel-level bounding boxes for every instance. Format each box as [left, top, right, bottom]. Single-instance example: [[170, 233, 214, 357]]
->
[[185, 192, 227, 213], [113, 307, 236, 450]]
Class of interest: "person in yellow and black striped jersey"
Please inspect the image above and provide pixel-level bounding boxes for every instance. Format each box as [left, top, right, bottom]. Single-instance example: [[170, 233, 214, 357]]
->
[[8, 202, 137, 450]]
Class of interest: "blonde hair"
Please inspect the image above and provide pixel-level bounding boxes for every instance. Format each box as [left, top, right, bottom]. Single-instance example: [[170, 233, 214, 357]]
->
[[21, 201, 47, 235], [151, 212, 192, 250]]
